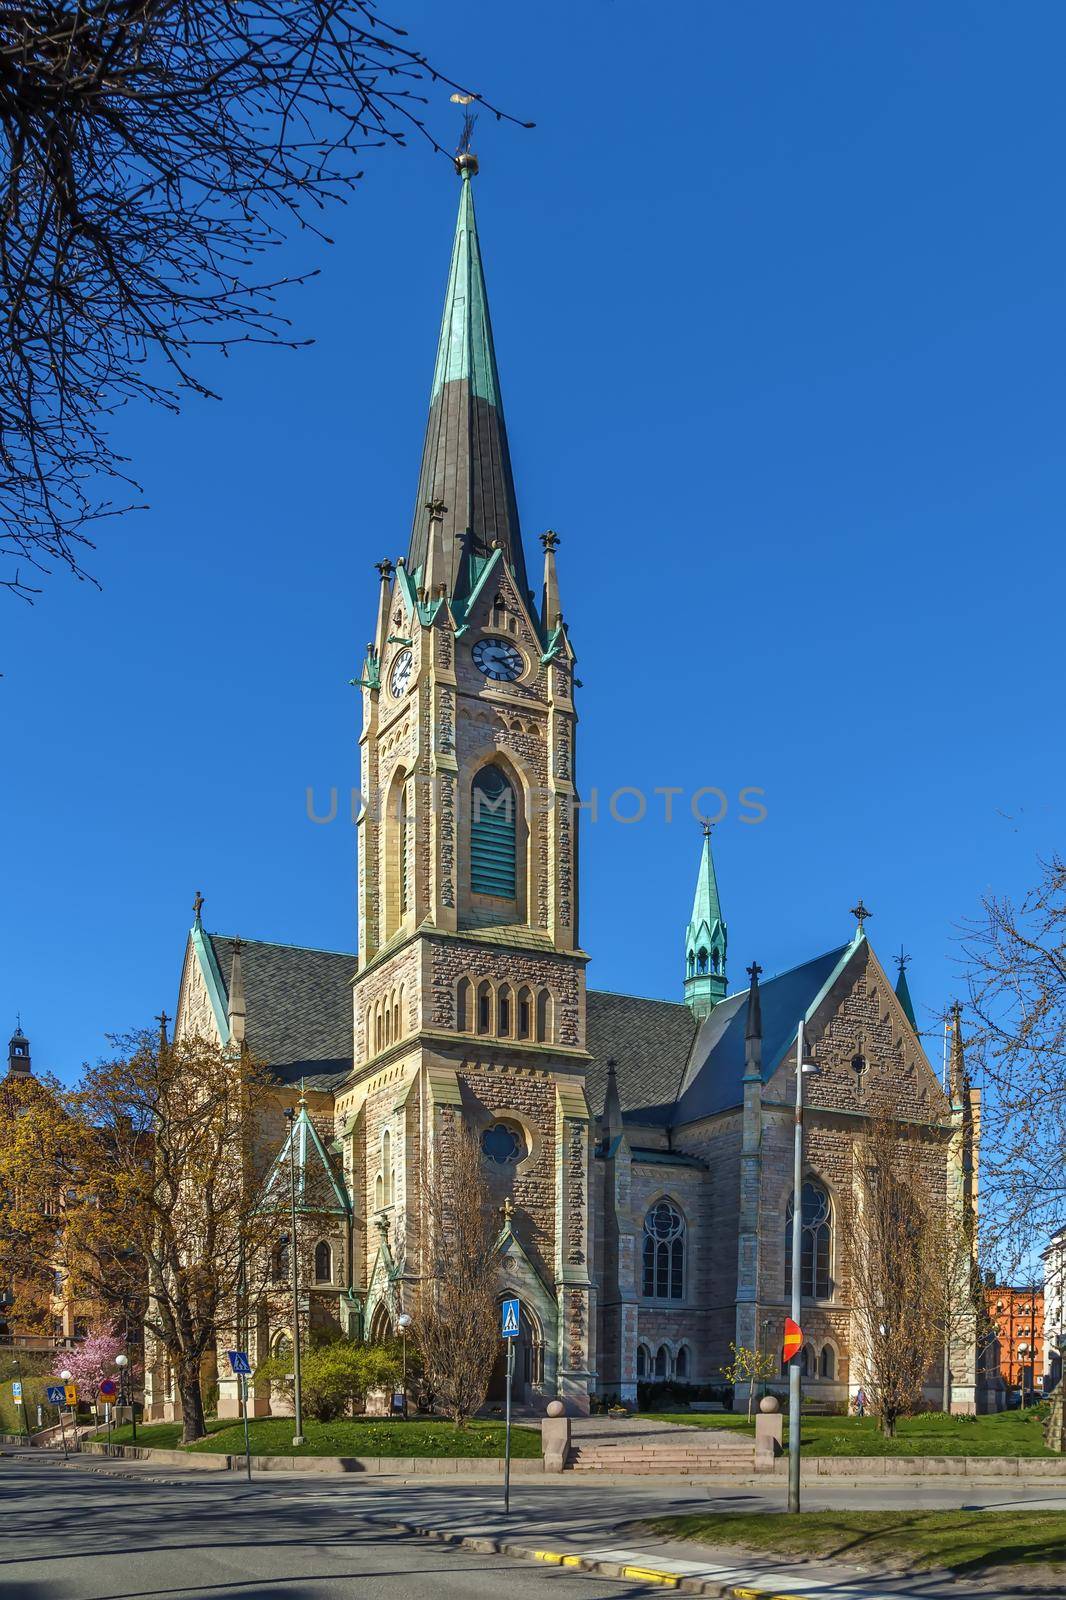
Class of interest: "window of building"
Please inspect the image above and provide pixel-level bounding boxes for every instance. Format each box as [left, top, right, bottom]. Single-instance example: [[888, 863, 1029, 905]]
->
[[314, 1241, 333, 1284], [642, 1199, 686, 1300], [636, 1345, 648, 1380], [517, 986, 532, 1040], [477, 981, 492, 1035], [381, 1129, 393, 1207], [654, 1345, 669, 1379], [273, 1236, 291, 1282], [819, 1343, 835, 1379], [481, 1120, 526, 1165], [536, 987, 552, 1043], [471, 766, 517, 898], [784, 1181, 832, 1299], [399, 795, 409, 916], [498, 983, 512, 1038], [696, 948, 708, 975], [272, 1330, 293, 1357], [457, 978, 473, 1032], [675, 1345, 689, 1379]]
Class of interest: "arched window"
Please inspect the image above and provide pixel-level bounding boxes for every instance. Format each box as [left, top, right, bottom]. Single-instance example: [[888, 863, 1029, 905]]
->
[[654, 1345, 669, 1379], [696, 948, 708, 975], [517, 986, 533, 1040], [374, 1172, 384, 1210], [536, 987, 552, 1043], [711, 949, 720, 973], [477, 980, 492, 1035], [382, 1130, 393, 1207], [636, 1345, 649, 1379], [471, 766, 517, 899], [314, 1241, 333, 1284], [676, 1345, 689, 1380], [272, 1237, 291, 1282], [687, 952, 695, 977], [642, 1199, 686, 1300], [800, 1344, 815, 1377], [272, 1330, 293, 1357], [457, 978, 473, 1032], [395, 985, 403, 1040], [497, 983, 513, 1038], [384, 1002, 392, 1046], [819, 1343, 835, 1379], [785, 1181, 832, 1299]]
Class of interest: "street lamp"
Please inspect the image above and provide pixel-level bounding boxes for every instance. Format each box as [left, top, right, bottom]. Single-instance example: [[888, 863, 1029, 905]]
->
[[115, 1353, 135, 1443], [788, 1020, 819, 1515], [284, 1106, 305, 1447], [59, 1369, 73, 1458], [396, 1313, 412, 1417]]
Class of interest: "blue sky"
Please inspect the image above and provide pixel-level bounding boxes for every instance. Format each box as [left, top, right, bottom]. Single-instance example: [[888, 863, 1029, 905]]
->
[[3, 0, 1063, 1085]]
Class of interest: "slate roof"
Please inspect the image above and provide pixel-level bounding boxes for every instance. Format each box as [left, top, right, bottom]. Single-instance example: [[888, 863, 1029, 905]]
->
[[585, 990, 699, 1127], [207, 934, 355, 1092], [673, 942, 853, 1123]]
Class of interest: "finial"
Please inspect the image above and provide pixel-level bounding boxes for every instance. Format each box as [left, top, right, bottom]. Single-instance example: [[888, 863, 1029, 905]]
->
[[606, 1056, 617, 1076], [850, 898, 871, 934], [452, 98, 479, 176], [746, 961, 763, 984], [950, 998, 963, 1025], [896, 945, 910, 976], [540, 529, 560, 552], [298, 1075, 307, 1106], [375, 559, 394, 582], [500, 1196, 516, 1225], [702, 820, 714, 840], [155, 1009, 170, 1046], [426, 498, 447, 522], [232, 936, 244, 955], [192, 889, 204, 924]]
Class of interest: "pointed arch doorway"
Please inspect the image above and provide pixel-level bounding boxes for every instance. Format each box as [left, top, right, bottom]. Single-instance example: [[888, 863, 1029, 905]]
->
[[488, 1296, 543, 1404]]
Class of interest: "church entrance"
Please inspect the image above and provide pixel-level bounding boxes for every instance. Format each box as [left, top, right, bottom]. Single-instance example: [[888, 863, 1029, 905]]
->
[[487, 1297, 543, 1404]]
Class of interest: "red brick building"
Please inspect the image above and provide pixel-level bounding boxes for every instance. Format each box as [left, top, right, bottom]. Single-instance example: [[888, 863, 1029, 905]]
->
[[986, 1284, 1044, 1392]]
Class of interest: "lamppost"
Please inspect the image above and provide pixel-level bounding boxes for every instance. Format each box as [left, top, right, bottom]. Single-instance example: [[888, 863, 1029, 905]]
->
[[115, 1352, 135, 1443], [60, 1368, 74, 1455], [788, 1020, 819, 1515], [10, 1353, 31, 1440], [284, 1105, 305, 1447], [396, 1313, 412, 1417]]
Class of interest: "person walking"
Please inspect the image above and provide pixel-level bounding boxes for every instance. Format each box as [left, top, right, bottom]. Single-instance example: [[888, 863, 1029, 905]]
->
[[855, 1386, 867, 1418]]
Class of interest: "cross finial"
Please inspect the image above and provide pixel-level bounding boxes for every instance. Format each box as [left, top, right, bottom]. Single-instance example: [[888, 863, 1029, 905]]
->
[[232, 936, 244, 955], [540, 529, 560, 552], [375, 558, 394, 582], [426, 498, 447, 522], [850, 898, 871, 933], [746, 960, 763, 984], [950, 998, 963, 1025], [500, 1197, 515, 1225], [155, 1009, 170, 1046], [895, 945, 909, 976], [298, 1076, 307, 1106], [192, 890, 204, 923]]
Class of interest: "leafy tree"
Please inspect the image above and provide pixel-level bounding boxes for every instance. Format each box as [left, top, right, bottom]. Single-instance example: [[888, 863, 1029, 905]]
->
[[0, 2, 528, 599], [720, 1342, 777, 1421]]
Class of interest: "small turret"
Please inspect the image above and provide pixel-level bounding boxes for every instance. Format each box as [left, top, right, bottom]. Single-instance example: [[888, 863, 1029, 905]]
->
[[895, 947, 918, 1032], [7, 1020, 31, 1078], [684, 825, 727, 1017], [228, 939, 247, 1048]]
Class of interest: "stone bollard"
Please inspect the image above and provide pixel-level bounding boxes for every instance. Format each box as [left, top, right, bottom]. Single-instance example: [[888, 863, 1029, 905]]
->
[[541, 1399, 571, 1472], [755, 1394, 783, 1469]]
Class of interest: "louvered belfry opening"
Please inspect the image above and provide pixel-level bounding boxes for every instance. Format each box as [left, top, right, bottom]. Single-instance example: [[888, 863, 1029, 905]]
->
[[470, 765, 517, 899]]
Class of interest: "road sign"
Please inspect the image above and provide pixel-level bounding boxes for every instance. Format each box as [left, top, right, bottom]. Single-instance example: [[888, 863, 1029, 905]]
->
[[501, 1298, 520, 1339], [99, 1378, 118, 1399], [226, 1350, 253, 1376], [46, 1385, 66, 1406], [64, 1382, 78, 1405], [11, 1380, 21, 1400], [783, 1317, 803, 1363]]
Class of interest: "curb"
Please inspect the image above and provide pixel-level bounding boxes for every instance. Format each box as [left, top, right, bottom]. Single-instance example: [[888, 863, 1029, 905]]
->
[[385, 1517, 809, 1598]]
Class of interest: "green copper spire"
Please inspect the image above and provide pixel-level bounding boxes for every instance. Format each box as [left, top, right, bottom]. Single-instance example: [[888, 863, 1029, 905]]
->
[[407, 156, 529, 602], [684, 825, 728, 1017], [895, 947, 918, 1032]]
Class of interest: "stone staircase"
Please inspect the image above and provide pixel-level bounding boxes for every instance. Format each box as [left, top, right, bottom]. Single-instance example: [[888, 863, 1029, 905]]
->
[[566, 1423, 755, 1475]]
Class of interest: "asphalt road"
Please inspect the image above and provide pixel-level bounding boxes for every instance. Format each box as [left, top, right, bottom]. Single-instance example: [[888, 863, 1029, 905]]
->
[[3, 1452, 1065, 1600]]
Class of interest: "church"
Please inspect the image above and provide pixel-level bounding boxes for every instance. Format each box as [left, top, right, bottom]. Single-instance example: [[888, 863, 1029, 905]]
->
[[153, 149, 980, 1420]]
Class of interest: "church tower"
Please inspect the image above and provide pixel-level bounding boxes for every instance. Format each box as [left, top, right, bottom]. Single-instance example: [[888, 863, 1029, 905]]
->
[[6, 1021, 31, 1079], [340, 150, 593, 1409], [684, 825, 727, 1015]]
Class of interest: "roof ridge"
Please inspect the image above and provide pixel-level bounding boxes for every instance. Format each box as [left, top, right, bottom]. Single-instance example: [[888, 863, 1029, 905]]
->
[[587, 986, 693, 1010], [207, 932, 356, 960]]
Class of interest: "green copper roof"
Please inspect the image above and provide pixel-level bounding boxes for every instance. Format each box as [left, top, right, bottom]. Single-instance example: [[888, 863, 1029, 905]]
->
[[407, 167, 529, 602], [262, 1101, 351, 1217], [684, 828, 728, 1016], [429, 171, 502, 406], [895, 953, 918, 1032]]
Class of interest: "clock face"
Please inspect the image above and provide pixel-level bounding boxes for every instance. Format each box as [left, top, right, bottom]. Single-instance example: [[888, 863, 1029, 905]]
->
[[388, 648, 413, 698], [472, 636, 524, 682]]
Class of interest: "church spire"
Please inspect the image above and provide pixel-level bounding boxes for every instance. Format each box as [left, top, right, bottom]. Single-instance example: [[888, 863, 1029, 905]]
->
[[406, 157, 529, 604], [895, 947, 918, 1032], [684, 825, 728, 1017]]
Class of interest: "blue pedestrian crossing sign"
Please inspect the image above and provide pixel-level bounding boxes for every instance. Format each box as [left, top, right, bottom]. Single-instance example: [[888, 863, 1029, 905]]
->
[[226, 1350, 252, 1375], [45, 1385, 66, 1406], [501, 1298, 520, 1338]]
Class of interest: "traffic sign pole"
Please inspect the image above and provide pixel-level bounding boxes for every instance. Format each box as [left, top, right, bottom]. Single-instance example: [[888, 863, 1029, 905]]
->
[[241, 1375, 252, 1483], [503, 1338, 514, 1517]]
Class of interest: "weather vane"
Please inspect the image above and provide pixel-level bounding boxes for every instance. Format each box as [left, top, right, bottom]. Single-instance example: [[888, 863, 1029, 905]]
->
[[450, 91, 478, 164]]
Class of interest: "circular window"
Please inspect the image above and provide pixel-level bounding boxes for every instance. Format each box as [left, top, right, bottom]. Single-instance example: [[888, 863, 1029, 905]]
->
[[646, 1199, 684, 1242], [481, 1120, 526, 1164]]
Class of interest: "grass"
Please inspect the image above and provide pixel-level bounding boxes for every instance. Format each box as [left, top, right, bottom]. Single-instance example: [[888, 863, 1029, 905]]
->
[[636, 1406, 1056, 1457], [641, 1510, 1066, 1579], [94, 1416, 541, 1459]]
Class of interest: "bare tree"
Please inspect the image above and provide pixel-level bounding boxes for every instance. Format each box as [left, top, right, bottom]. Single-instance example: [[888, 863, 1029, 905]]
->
[[849, 1119, 945, 1436], [0, 2, 529, 599], [413, 1116, 499, 1427], [962, 854, 1066, 1275]]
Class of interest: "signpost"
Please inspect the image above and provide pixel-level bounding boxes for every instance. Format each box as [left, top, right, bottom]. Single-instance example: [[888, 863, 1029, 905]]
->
[[99, 1378, 118, 1454], [501, 1298, 520, 1516], [46, 1386, 69, 1461], [226, 1351, 254, 1483], [783, 1318, 803, 1365], [10, 1378, 30, 1441]]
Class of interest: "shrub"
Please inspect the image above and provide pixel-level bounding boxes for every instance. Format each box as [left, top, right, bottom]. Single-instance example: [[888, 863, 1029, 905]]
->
[[253, 1340, 403, 1422]]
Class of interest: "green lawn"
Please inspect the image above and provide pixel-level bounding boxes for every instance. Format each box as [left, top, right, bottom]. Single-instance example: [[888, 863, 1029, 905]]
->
[[636, 1407, 1055, 1457], [95, 1417, 541, 1459], [642, 1510, 1066, 1579]]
